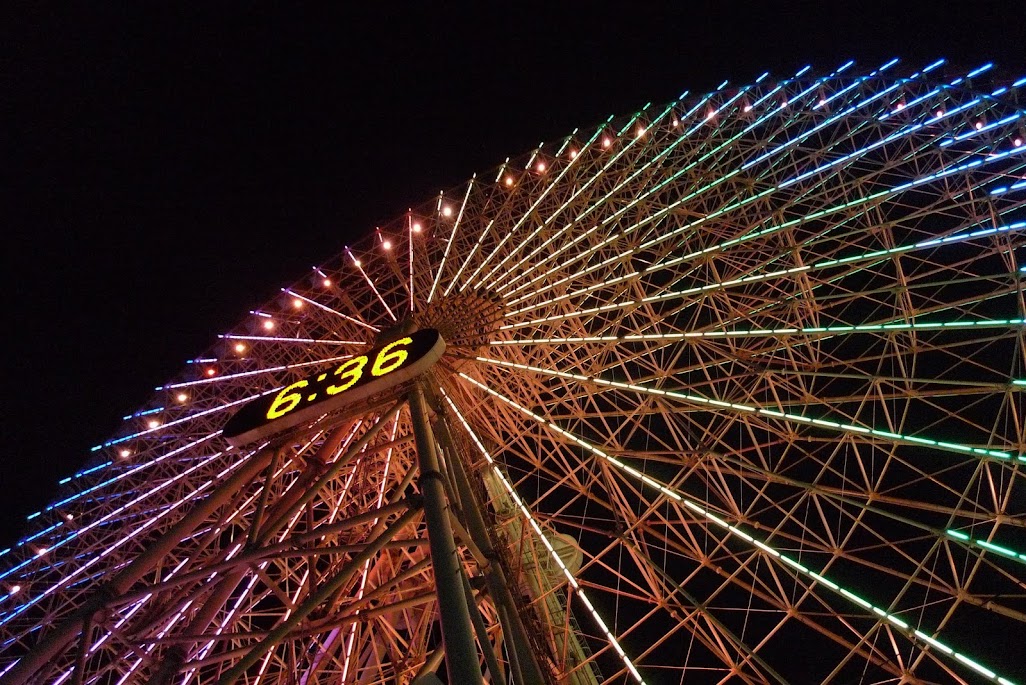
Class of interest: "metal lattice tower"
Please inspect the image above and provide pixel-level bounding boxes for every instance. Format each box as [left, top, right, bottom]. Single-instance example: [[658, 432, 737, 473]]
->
[[2, 57, 1026, 684]]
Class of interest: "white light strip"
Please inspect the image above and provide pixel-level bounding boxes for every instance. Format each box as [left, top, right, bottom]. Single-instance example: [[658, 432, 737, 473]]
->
[[456, 373, 1018, 685], [428, 178, 475, 304], [345, 247, 398, 322], [489, 102, 683, 294], [1, 446, 250, 629], [447, 217, 494, 298], [440, 389, 646, 683], [158, 353, 354, 389], [475, 109, 651, 293], [219, 334, 365, 345], [94, 393, 267, 450], [282, 289, 380, 332]]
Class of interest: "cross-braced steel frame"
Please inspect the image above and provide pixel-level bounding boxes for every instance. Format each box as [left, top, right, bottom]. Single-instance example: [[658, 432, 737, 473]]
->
[[2, 57, 1025, 684]]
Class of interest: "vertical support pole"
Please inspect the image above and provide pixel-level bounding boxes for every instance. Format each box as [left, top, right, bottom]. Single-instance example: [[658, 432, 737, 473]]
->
[[461, 572, 506, 684], [409, 385, 482, 685], [68, 617, 92, 685], [433, 407, 548, 685]]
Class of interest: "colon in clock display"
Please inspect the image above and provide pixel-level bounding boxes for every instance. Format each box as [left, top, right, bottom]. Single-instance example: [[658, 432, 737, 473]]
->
[[223, 328, 444, 446]]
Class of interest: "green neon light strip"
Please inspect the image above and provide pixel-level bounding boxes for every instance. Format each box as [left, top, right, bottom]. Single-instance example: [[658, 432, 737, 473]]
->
[[458, 372, 1019, 685], [439, 388, 647, 684], [512, 60, 1024, 310], [946, 530, 1026, 563], [480, 92, 713, 296], [495, 318, 1026, 338], [636, 139, 1026, 268], [474, 357, 1021, 464], [506, 121, 1023, 311]]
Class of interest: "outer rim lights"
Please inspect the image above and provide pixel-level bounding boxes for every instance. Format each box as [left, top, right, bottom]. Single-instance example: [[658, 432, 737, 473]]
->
[[292, 298, 303, 309], [569, 149, 578, 158], [205, 368, 217, 377], [636, 126, 645, 138], [936, 109, 945, 117], [505, 175, 514, 186], [412, 222, 423, 233], [63, 513, 73, 522], [9, 585, 20, 595], [176, 392, 188, 403], [322, 278, 332, 287], [262, 319, 275, 331], [441, 205, 453, 218], [382, 240, 392, 250], [602, 137, 612, 148], [975, 121, 985, 130], [234, 343, 246, 354], [146, 420, 160, 429], [536, 161, 546, 172], [352, 259, 361, 268], [1015, 137, 1023, 147], [743, 104, 753, 113], [671, 118, 679, 127]]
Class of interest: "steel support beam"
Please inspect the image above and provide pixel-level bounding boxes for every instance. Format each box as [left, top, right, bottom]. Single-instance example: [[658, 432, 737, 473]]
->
[[409, 385, 482, 685], [433, 402, 548, 685], [215, 503, 421, 684], [0, 446, 275, 685]]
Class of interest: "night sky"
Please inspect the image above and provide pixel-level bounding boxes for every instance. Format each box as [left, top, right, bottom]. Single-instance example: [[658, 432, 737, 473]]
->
[[4, 2, 1024, 552]]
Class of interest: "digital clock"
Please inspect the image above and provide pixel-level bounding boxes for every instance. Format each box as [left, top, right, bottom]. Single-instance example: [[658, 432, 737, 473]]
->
[[223, 328, 445, 446]]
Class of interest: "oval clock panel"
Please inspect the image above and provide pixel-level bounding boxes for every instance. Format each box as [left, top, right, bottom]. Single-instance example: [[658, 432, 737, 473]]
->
[[223, 329, 445, 446]]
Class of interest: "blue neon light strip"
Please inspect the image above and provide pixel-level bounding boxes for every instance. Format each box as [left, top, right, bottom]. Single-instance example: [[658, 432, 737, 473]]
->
[[122, 407, 164, 421], [990, 180, 1026, 196], [0, 453, 231, 625], [91, 391, 268, 451], [966, 63, 994, 79]]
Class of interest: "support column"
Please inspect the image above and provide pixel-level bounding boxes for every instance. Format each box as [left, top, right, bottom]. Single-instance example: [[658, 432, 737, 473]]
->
[[433, 405, 548, 685], [409, 385, 482, 685]]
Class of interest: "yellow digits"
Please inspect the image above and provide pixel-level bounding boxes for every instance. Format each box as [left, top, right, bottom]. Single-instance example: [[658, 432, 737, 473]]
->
[[372, 337, 412, 376], [326, 355, 367, 395], [266, 380, 309, 420], [267, 338, 413, 420]]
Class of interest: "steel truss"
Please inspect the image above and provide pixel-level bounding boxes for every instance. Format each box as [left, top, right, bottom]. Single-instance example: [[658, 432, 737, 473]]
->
[[2, 58, 1026, 684]]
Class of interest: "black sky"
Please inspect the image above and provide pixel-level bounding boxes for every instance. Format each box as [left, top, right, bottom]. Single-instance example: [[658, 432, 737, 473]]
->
[[3, 2, 1024, 549]]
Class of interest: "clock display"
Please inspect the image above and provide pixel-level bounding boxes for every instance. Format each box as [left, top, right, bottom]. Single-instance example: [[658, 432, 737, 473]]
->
[[223, 328, 445, 446]]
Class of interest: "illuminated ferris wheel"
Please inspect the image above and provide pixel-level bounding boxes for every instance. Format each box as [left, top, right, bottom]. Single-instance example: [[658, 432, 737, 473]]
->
[[2, 57, 1026, 685]]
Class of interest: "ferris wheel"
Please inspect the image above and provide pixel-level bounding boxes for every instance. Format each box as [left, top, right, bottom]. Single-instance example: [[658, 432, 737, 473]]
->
[[2, 57, 1025, 684]]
